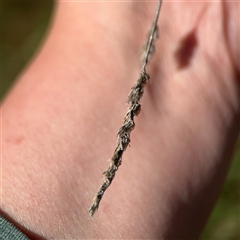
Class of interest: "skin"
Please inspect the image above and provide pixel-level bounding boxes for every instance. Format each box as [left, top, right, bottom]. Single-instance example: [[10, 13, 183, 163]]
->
[[1, 1, 239, 239]]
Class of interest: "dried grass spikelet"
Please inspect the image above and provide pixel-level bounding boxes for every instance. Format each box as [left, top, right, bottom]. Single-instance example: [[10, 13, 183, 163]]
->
[[89, 0, 162, 217]]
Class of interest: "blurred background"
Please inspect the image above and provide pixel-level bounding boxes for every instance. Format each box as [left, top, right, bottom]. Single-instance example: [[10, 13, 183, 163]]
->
[[1, 1, 239, 239]]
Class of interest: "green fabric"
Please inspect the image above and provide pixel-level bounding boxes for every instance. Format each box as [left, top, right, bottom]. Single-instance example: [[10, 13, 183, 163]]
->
[[0, 214, 29, 240]]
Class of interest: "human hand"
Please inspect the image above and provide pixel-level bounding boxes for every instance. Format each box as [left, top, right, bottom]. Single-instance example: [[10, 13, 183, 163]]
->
[[1, 1, 239, 239]]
